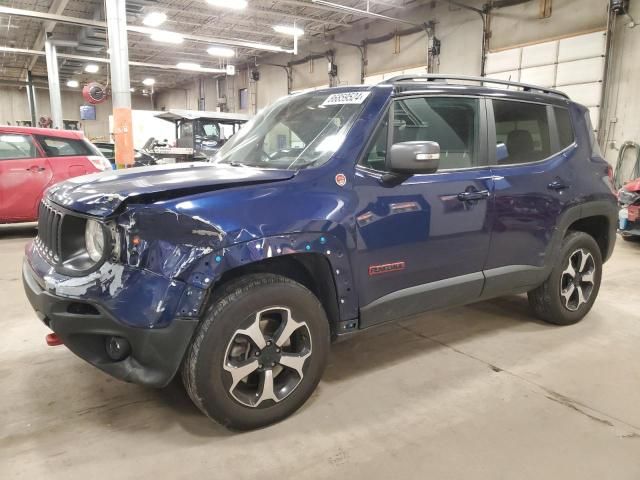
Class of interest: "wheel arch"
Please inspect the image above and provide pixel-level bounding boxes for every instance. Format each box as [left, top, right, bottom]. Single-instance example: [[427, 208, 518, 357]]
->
[[548, 200, 618, 267], [184, 233, 358, 337]]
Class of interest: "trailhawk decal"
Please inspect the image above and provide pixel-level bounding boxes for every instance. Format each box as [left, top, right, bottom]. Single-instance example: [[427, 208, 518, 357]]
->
[[321, 91, 370, 106], [368, 262, 406, 276]]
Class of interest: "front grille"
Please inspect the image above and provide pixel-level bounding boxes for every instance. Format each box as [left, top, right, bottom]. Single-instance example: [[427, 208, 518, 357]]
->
[[36, 201, 64, 263]]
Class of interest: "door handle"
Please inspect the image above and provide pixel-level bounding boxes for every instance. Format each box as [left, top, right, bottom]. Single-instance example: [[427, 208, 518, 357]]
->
[[26, 166, 46, 172], [457, 190, 490, 202], [547, 180, 569, 191]]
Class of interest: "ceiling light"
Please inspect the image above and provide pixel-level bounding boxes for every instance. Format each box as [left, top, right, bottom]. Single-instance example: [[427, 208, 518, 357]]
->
[[206, 0, 247, 9], [130, 88, 136, 93], [143, 12, 167, 27], [176, 62, 202, 71], [66, 80, 79, 88], [149, 30, 183, 44], [207, 46, 235, 58], [273, 25, 304, 36], [84, 64, 99, 73], [142, 78, 156, 86]]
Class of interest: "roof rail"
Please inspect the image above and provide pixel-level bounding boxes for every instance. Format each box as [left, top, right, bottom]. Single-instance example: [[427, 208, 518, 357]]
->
[[382, 74, 569, 99]]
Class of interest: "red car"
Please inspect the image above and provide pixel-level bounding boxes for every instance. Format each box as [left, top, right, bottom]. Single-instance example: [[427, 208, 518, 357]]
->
[[619, 178, 640, 241], [0, 126, 112, 223]]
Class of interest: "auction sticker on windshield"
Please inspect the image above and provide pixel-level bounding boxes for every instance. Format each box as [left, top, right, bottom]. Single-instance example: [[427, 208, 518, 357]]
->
[[322, 92, 370, 106]]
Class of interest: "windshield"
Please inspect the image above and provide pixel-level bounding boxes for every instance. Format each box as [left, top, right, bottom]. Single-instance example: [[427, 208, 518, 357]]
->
[[199, 121, 220, 140], [212, 90, 370, 170]]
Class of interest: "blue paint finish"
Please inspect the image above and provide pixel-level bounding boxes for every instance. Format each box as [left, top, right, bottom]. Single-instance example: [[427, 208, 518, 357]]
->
[[24, 82, 617, 344]]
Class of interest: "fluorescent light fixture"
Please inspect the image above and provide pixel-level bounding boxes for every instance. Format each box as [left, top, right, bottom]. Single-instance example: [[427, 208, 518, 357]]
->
[[142, 78, 156, 86], [66, 80, 79, 88], [176, 62, 202, 71], [273, 25, 304, 36], [207, 0, 247, 9], [84, 64, 99, 73], [143, 12, 167, 27], [149, 30, 184, 44], [207, 46, 235, 58], [130, 88, 136, 92]]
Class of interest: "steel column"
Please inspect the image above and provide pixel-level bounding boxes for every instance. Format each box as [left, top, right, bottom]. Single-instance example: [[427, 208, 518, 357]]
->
[[26, 71, 38, 126], [43, 40, 63, 129], [105, 0, 134, 168]]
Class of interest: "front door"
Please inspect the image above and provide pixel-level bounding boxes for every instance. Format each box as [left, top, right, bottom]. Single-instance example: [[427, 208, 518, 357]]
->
[[353, 95, 494, 328], [0, 133, 51, 222]]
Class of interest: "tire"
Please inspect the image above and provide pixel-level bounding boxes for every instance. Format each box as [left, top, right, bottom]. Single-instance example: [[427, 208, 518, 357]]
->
[[528, 231, 603, 326], [181, 273, 330, 430]]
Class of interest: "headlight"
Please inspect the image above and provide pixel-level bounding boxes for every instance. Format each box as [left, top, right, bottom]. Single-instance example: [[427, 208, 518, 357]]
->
[[85, 219, 106, 262]]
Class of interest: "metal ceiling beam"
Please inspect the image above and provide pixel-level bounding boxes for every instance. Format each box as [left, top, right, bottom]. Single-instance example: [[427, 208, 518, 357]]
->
[[25, 0, 70, 72], [0, 6, 293, 53], [0, 46, 226, 74], [159, 3, 351, 28], [310, 1, 423, 26], [274, 0, 403, 12]]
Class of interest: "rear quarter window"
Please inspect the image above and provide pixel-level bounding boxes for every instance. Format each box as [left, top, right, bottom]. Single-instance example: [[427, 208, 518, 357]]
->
[[554, 107, 575, 150], [36, 135, 93, 157]]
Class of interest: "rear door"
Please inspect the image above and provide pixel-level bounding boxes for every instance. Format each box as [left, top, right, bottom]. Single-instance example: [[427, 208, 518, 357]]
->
[[483, 98, 577, 297], [35, 134, 100, 182], [0, 132, 52, 222]]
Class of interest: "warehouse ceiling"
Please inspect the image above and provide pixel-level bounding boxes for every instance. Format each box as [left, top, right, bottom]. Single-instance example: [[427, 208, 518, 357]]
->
[[0, 0, 414, 91]]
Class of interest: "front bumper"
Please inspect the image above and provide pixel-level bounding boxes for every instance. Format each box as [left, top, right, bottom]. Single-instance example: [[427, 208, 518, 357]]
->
[[23, 259, 198, 387]]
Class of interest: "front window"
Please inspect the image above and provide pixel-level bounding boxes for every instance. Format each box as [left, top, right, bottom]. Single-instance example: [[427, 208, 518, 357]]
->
[[213, 90, 370, 170]]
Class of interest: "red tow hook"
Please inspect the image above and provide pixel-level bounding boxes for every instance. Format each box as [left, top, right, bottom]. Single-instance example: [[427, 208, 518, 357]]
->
[[45, 333, 63, 346]]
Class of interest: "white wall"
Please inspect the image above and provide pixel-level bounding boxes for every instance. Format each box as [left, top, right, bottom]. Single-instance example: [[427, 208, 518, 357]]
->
[[0, 86, 151, 140], [602, 1, 640, 170], [127, 0, 640, 173]]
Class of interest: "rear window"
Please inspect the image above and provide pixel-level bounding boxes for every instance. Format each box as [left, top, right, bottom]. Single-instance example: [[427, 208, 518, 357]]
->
[[555, 107, 574, 150], [0, 134, 38, 160], [36, 135, 93, 157]]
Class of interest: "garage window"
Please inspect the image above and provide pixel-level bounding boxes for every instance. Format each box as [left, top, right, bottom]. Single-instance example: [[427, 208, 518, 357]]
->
[[492, 100, 551, 165], [0, 134, 38, 160], [36, 136, 93, 157]]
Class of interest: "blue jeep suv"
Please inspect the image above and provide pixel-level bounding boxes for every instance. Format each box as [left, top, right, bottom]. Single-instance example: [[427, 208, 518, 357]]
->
[[23, 75, 618, 430]]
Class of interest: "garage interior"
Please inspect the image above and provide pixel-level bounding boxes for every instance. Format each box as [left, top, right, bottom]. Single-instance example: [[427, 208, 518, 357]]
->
[[2, 0, 640, 478]]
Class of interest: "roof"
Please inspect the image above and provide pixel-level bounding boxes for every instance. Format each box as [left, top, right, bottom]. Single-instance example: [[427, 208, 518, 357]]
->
[[155, 110, 250, 124], [0, 125, 86, 139]]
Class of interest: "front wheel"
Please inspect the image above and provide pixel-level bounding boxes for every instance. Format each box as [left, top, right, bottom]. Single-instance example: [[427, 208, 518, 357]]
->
[[181, 274, 330, 430], [528, 231, 603, 325]]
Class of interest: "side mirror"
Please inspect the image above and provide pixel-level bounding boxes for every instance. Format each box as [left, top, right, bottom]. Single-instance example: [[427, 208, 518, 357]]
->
[[388, 141, 440, 175]]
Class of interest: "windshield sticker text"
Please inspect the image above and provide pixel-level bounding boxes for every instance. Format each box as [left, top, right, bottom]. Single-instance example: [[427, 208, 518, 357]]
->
[[321, 92, 370, 106]]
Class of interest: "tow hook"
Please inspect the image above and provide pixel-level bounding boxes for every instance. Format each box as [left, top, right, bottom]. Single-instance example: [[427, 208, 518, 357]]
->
[[45, 333, 63, 346]]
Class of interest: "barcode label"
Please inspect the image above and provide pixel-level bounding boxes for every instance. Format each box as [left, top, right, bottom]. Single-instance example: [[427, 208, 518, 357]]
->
[[321, 92, 370, 106]]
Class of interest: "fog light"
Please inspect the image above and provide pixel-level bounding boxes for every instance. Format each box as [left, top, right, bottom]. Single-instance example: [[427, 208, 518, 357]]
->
[[105, 336, 131, 361]]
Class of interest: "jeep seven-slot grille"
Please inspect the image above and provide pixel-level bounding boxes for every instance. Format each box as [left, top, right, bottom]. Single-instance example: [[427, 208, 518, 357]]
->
[[36, 201, 64, 263]]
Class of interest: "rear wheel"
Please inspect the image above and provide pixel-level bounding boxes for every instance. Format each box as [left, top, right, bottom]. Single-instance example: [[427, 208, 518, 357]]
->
[[528, 231, 602, 325], [181, 274, 330, 430]]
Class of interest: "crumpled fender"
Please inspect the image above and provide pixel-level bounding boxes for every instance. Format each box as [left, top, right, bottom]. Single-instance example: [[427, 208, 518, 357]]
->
[[182, 232, 358, 322], [116, 205, 357, 323]]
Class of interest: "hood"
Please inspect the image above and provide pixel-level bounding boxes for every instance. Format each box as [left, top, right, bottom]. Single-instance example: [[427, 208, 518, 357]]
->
[[47, 163, 295, 217]]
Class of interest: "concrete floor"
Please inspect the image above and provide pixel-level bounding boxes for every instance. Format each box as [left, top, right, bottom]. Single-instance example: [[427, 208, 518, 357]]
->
[[1, 225, 639, 480]]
